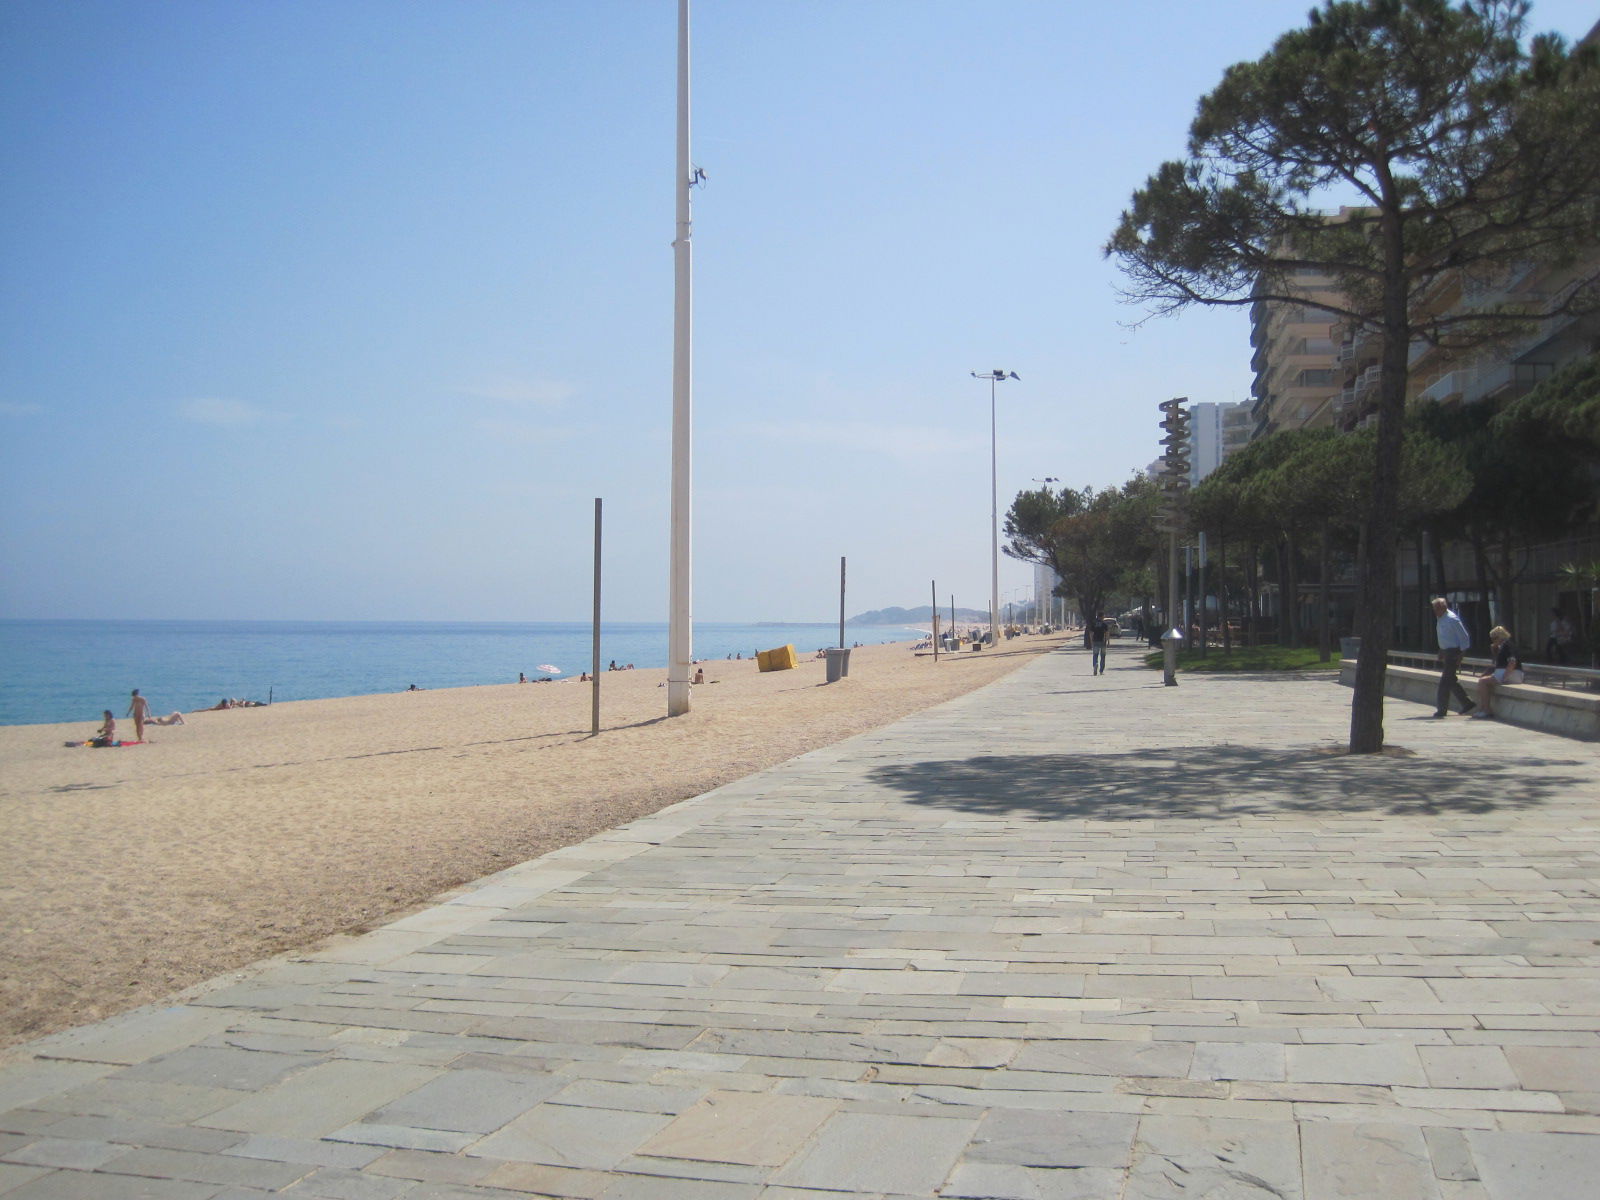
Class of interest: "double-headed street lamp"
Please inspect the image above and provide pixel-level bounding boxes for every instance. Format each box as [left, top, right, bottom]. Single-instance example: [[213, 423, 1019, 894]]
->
[[972, 369, 1019, 645]]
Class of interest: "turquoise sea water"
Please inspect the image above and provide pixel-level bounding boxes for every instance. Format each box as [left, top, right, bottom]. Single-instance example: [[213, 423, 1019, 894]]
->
[[0, 620, 926, 727]]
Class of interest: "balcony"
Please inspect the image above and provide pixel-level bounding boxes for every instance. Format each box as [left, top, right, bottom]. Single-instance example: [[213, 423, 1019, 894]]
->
[[1461, 261, 1540, 312], [1418, 368, 1471, 404], [1414, 269, 1464, 314], [1352, 364, 1382, 399], [1295, 368, 1336, 388], [1462, 361, 1513, 405]]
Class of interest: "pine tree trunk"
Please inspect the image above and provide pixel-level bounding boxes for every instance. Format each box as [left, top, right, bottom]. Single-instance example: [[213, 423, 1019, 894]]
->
[[1429, 527, 1449, 601], [1248, 544, 1261, 648], [1473, 538, 1492, 646], [1498, 529, 1516, 640], [1319, 518, 1332, 663], [1287, 533, 1302, 648], [1221, 534, 1233, 655], [1347, 197, 1409, 754], [1275, 541, 1291, 647]]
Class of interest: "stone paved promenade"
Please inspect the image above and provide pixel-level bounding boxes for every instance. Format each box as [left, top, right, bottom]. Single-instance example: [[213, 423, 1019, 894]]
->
[[3, 643, 1599, 1199]]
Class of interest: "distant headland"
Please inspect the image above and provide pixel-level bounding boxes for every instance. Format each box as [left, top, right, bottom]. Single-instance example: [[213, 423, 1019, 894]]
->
[[846, 605, 993, 626]]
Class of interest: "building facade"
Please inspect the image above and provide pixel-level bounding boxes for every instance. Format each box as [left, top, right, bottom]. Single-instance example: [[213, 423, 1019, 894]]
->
[[1187, 400, 1253, 485], [1249, 261, 1348, 436]]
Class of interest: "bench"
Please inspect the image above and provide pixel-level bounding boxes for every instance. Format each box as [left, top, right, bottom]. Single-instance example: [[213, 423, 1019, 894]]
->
[[1388, 650, 1599, 691], [1339, 658, 1600, 741]]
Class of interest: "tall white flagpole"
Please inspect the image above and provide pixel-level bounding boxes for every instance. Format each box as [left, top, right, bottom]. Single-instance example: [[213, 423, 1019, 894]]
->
[[989, 376, 999, 646], [666, 0, 694, 716]]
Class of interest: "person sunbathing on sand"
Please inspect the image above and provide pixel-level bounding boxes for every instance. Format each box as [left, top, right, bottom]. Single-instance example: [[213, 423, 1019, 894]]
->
[[146, 711, 186, 726]]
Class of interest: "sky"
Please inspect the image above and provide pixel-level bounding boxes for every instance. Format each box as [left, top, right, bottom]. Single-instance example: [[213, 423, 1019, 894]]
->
[[4, 0, 1597, 625]]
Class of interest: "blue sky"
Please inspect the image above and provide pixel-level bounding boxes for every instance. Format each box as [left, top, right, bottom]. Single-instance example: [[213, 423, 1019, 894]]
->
[[4, 0, 1596, 624]]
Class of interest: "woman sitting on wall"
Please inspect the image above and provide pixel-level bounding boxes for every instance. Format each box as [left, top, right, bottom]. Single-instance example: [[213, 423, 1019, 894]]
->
[[1474, 626, 1524, 719]]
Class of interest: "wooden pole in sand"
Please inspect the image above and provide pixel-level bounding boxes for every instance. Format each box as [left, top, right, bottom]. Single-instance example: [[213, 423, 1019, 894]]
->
[[592, 497, 602, 735], [931, 580, 939, 663]]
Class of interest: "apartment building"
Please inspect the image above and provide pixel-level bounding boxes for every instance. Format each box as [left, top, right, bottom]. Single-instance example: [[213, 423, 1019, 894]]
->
[[1406, 255, 1597, 412], [1187, 400, 1253, 485], [1248, 263, 1347, 436]]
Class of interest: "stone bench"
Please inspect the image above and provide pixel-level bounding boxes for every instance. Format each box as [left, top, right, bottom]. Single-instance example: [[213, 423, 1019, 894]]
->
[[1339, 659, 1600, 741]]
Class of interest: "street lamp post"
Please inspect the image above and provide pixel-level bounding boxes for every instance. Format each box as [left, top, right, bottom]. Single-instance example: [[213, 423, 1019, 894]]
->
[[972, 369, 1019, 646], [667, 0, 700, 717]]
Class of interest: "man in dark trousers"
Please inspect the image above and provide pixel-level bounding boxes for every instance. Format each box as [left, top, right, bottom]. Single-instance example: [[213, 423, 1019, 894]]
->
[[1090, 614, 1110, 676], [1432, 596, 1475, 717]]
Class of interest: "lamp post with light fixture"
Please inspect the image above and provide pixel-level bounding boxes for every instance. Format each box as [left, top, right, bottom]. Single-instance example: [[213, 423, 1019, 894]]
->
[[972, 369, 1019, 646]]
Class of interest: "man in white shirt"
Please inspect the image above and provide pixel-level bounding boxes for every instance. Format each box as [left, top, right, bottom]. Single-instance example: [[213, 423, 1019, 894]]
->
[[1432, 597, 1475, 718]]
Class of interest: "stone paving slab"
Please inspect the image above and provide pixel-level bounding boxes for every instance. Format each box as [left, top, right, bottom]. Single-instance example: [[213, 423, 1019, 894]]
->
[[2, 644, 1598, 1197]]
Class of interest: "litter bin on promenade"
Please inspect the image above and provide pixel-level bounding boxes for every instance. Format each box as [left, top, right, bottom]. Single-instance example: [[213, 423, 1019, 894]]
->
[[1339, 636, 1361, 661], [824, 647, 852, 683]]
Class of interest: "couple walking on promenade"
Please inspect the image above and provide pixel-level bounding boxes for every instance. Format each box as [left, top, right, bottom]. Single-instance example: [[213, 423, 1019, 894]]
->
[[3, 645, 1597, 1198]]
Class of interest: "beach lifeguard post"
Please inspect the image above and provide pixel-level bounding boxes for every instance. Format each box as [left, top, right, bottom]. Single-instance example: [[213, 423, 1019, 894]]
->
[[756, 645, 798, 672]]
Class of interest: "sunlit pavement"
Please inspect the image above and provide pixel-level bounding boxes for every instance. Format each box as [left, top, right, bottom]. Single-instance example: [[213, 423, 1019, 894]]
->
[[3, 640, 1599, 1199]]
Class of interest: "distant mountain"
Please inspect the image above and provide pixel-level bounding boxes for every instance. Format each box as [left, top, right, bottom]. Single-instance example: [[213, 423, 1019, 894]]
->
[[847, 605, 992, 626]]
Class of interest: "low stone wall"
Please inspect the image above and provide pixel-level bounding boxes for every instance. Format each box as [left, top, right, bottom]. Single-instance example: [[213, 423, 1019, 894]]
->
[[1339, 659, 1600, 741]]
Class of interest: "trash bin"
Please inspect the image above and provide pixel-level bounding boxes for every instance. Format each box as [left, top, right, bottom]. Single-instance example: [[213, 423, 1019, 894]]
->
[[824, 647, 852, 682], [1339, 636, 1361, 661]]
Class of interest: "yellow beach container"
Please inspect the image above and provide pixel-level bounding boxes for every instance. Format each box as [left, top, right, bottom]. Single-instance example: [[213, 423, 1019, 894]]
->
[[756, 644, 798, 672]]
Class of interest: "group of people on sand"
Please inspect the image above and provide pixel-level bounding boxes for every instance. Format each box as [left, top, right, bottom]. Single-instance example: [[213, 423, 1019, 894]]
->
[[74, 689, 185, 747]]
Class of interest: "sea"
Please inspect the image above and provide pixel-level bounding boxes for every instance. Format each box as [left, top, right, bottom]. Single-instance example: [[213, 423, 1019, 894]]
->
[[0, 619, 928, 728]]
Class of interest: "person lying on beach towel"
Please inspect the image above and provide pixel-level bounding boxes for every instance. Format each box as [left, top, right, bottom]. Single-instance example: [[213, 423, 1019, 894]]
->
[[146, 711, 186, 726]]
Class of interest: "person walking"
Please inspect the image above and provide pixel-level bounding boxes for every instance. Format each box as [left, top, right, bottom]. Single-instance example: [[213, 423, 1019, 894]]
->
[[1545, 608, 1575, 665], [1431, 597, 1474, 717], [1090, 614, 1110, 676], [126, 689, 151, 742]]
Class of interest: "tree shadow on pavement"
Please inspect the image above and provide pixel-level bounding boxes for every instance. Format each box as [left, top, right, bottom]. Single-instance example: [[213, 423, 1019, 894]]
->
[[866, 744, 1586, 821]]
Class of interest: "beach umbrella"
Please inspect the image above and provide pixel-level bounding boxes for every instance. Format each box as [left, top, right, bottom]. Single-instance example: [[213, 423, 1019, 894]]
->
[[537, 664, 562, 675]]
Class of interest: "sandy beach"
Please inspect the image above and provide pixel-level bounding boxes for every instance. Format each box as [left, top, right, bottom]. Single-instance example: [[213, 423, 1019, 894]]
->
[[0, 634, 1067, 1050]]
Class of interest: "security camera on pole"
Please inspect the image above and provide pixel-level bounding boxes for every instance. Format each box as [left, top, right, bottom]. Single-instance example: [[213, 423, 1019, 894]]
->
[[1156, 397, 1191, 687]]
